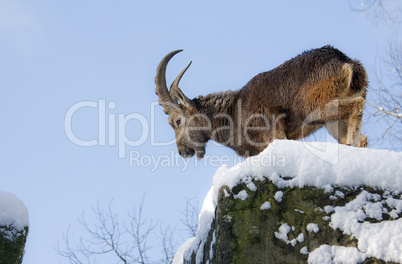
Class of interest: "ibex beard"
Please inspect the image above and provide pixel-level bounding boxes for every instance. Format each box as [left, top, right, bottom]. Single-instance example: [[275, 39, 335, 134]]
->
[[154, 46, 368, 159]]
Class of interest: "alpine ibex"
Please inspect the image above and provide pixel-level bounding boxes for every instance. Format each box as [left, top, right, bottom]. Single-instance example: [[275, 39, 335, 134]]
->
[[155, 46, 368, 159]]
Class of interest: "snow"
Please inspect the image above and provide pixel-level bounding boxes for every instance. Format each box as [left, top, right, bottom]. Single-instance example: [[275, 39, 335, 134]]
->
[[306, 223, 319, 233], [211, 140, 402, 192], [260, 201, 271, 210], [274, 191, 283, 202], [334, 190, 345, 198], [172, 187, 216, 264], [274, 223, 304, 247], [274, 223, 291, 242], [308, 245, 367, 264], [330, 190, 345, 200], [173, 140, 402, 264], [386, 196, 402, 218], [173, 237, 196, 264], [246, 182, 257, 192], [300, 246, 309, 255], [297, 233, 305, 243], [233, 190, 249, 201], [324, 205, 334, 214], [209, 231, 216, 261], [0, 191, 29, 231], [330, 191, 402, 262]]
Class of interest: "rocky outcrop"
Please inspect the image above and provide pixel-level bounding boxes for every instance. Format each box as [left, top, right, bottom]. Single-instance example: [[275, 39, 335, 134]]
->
[[187, 180, 401, 264], [0, 225, 29, 264], [0, 192, 29, 264], [173, 140, 402, 264]]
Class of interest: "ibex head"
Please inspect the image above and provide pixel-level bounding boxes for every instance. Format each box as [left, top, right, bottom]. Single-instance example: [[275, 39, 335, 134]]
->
[[155, 50, 209, 159]]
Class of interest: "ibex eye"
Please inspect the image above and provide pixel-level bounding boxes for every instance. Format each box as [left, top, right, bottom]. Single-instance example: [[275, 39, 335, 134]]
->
[[176, 119, 181, 126]]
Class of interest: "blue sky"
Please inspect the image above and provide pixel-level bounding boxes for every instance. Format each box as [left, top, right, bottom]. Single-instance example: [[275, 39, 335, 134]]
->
[[0, 0, 399, 263]]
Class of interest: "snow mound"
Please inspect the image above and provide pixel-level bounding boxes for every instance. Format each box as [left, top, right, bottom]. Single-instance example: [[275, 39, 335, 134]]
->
[[173, 140, 402, 264], [0, 191, 29, 231], [308, 244, 367, 264]]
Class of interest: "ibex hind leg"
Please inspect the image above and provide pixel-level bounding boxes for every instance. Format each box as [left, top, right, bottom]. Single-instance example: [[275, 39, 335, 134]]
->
[[324, 97, 367, 147], [326, 120, 367, 147], [326, 120, 348, 144], [342, 97, 365, 147]]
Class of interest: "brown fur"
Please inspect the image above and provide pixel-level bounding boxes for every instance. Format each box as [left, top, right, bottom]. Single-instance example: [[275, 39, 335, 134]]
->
[[155, 46, 368, 159]]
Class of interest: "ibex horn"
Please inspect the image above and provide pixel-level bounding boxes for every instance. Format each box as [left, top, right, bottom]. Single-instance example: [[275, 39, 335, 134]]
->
[[154, 50, 183, 115], [169, 61, 195, 108]]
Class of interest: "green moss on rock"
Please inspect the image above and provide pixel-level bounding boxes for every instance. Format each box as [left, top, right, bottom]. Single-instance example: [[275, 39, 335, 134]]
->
[[0, 225, 28, 264], [208, 179, 396, 264], [183, 177, 400, 264]]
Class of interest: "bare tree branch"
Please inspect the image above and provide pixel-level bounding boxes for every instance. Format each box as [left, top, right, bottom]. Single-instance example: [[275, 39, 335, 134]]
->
[[366, 36, 402, 148], [180, 197, 199, 238], [349, 1, 402, 149], [125, 195, 158, 264], [349, 0, 402, 26], [57, 226, 86, 264], [159, 225, 177, 264], [57, 196, 178, 264]]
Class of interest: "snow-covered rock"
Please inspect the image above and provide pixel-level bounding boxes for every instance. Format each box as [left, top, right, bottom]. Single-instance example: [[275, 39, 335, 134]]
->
[[172, 140, 402, 264], [0, 191, 29, 264]]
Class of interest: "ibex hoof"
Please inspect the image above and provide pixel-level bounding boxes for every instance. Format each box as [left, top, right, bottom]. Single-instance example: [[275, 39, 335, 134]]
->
[[359, 135, 368, 148]]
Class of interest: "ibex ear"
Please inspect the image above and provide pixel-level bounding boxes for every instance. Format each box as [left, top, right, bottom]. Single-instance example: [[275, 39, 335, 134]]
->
[[170, 86, 196, 109]]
